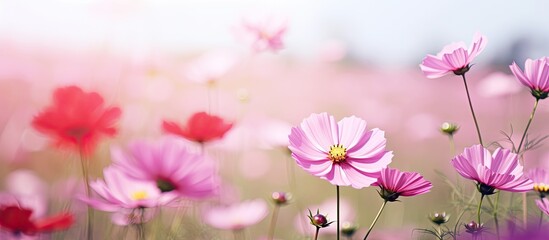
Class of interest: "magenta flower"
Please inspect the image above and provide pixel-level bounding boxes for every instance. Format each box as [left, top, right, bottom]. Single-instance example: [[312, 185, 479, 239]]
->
[[420, 33, 487, 78], [527, 168, 549, 198], [204, 199, 268, 230], [288, 113, 392, 189], [80, 166, 177, 212], [111, 137, 219, 199], [509, 57, 549, 99], [372, 168, 432, 201], [451, 145, 533, 195], [536, 198, 549, 216]]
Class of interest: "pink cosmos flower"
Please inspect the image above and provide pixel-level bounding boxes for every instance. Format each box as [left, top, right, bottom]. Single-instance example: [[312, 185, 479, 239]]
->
[[111, 137, 219, 199], [451, 145, 533, 195], [238, 16, 287, 53], [527, 168, 549, 197], [509, 57, 549, 99], [80, 166, 177, 212], [536, 198, 549, 216], [204, 199, 268, 230], [420, 33, 487, 78], [372, 167, 432, 201], [288, 112, 392, 189]]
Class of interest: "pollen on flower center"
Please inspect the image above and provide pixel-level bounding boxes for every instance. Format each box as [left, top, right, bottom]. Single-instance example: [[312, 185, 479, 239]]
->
[[131, 191, 148, 201], [328, 144, 347, 163], [534, 183, 549, 193]]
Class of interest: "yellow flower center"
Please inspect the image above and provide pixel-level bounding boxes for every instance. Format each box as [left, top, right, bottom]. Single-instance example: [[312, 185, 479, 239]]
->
[[131, 191, 148, 201], [534, 183, 549, 193], [328, 144, 347, 163]]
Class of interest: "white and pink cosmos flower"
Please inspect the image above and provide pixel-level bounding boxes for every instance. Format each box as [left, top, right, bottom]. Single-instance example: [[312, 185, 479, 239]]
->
[[111, 137, 219, 199], [288, 113, 392, 189], [204, 199, 269, 230], [420, 33, 487, 78], [80, 166, 177, 212], [451, 145, 533, 195]]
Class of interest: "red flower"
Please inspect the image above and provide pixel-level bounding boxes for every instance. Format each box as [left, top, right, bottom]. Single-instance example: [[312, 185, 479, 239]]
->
[[32, 86, 121, 155], [0, 205, 73, 235], [162, 112, 233, 143]]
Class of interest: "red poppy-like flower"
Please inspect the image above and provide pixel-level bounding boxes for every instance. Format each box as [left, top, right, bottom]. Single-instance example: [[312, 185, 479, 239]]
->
[[32, 85, 121, 155], [0, 205, 73, 235], [162, 112, 233, 144]]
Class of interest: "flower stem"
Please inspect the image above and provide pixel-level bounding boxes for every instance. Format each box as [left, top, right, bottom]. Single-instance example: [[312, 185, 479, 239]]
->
[[313, 227, 320, 240], [477, 194, 485, 224], [79, 146, 93, 240], [539, 207, 544, 230], [461, 74, 483, 146], [267, 205, 280, 240], [337, 185, 340, 240], [136, 208, 146, 240], [489, 193, 500, 240], [363, 200, 387, 240], [517, 98, 539, 153]]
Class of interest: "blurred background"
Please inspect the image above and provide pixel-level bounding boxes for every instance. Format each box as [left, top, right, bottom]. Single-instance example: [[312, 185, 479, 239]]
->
[[1, 0, 549, 239]]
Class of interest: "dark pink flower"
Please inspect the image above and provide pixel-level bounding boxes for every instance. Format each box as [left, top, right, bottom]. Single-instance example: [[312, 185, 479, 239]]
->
[[509, 57, 549, 99], [451, 145, 533, 195], [0, 205, 73, 236], [112, 137, 219, 199], [288, 113, 392, 188], [420, 33, 487, 78], [372, 167, 432, 201]]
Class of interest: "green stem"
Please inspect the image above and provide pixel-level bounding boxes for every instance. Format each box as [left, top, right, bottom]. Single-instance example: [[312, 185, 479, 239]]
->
[[477, 194, 485, 224], [337, 185, 340, 240], [136, 208, 145, 240], [267, 205, 280, 240], [363, 200, 387, 240], [461, 74, 483, 146], [494, 192, 500, 240], [517, 98, 539, 153], [313, 227, 320, 240], [79, 147, 93, 240], [539, 207, 544, 230]]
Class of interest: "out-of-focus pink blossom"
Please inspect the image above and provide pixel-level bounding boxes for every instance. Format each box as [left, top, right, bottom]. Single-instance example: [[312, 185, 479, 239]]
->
[[112, 137, 219, 199], [204, 199, 268, 230], [185, 51, 238, 85], [420, 33, 487, 78], [372, 168, 432, 201], [237, 16, 287, 53], [451, 145, 533, 194], [509, 57, 549, 99], [0, 170, 48, 219], [477, 72, 522, 98], [80, 166, 177, 212], [288, 113, 392, 188]]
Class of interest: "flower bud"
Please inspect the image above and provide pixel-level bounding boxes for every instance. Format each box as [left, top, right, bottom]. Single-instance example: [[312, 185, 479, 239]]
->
[[307, 209, 333, 228], [429, 212, 450, 225], [464, 221, 484, 235], [440, 122, 459, 136], [271, 192, 292, 205], [341, 222, 357, 237]]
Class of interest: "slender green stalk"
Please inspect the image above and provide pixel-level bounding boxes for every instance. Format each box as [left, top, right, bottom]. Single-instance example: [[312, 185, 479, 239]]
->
[[517, 99, 539, 153], [477, 194, 485, 224], [488, 193, 500, 240], [363, 200, 387, 240], [539, 208, 544, 229], [79, 146, 93, 240], [337, 185, 340, 240], [233, 229, 245, 240], [267, 205, 280, 240], [136, 208, 146, 240], [448, 135, 456, 156], [461, 74, 483, 146]]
